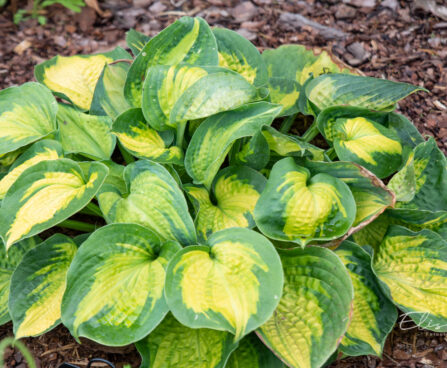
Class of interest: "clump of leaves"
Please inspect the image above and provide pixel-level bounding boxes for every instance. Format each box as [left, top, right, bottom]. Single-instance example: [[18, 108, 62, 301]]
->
[[0, 16, 444, 368]]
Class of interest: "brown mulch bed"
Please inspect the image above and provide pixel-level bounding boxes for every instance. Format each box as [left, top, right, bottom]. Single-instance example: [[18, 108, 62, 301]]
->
[[0, 0, 446, 367]]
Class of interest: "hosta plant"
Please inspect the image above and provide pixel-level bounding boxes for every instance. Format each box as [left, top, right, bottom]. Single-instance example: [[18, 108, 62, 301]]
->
[[0, 16, 445, 368]]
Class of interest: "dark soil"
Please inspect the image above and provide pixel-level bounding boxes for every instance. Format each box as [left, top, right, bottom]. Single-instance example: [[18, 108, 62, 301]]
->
[[0, 0, 446, 367]]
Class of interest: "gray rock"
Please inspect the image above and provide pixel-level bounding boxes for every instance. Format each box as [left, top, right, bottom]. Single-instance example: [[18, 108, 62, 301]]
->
[[149, 1, 167, 14], [342, 0, 376, 8], [381, 0, 399, 11], [133, 0, 152, 8], [232, 2, 258, 22], [335, 4, 357, 19]]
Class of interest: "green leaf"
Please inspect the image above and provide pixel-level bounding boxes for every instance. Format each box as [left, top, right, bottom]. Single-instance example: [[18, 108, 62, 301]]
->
[[185, 102, 281, 188], [227, 334, 285, 368], [165, 228, 283, 341], [56, 103, 116, 160], [35, 47, 131, 110], [124, 16, 218, 107], [0, 236, 40, 325], [0, 82, 57, 155], [135, 313, 237, 368], [97, 160, 196, 245], [9, 234, 77, 339], [112, 108, 183, 165], [0, 140, 63, 200], [266, 77, 301, 116], [351, 215, 389, 250], [213, 27, 268, 87], [372, 225, 447, 332], [388, 151, 416, 202], [0, 158, 108, 249], [335, 241, 397, 357], [257, 246, 353, 368], [184, 166, 266, 241], [232, 132, 270, 171], [125, 29, 150, 57], [305, 74, 426, 113], [62, 223, 181, 345], [90, 62, 132, 119], [142, 64, 260, 132], [254, 157, 356, 246], [386, 209, 447, 239]]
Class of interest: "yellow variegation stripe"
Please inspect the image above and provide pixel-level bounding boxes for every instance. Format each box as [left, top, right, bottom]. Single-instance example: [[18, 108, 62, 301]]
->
[[351, 189, 389, 226], [175, 241, 268, 340], [336, 117, 402, 165], [6, 171, 98, 247], [41, 54, 113, 110], [298, 51, 342, 85], [0, 148, 60, 199], [219, 53, 257, 84]]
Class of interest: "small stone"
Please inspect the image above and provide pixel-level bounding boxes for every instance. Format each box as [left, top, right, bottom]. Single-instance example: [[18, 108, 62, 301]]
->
[[13, 351, 23, 364], [232, 1, 258, 22], [149, 1, 167, 14], [13, 39, 31, 55], [236, 28, 257, 41], [342, 0, 376, 8], [381, 0, 399, 11], [428, 37, 441, 48], [345, 41, 370, 66], [393, 349, 411, 360], [133, 0, 152, 7], [54, 35, 67, 47], [335, 4, 357, 19]]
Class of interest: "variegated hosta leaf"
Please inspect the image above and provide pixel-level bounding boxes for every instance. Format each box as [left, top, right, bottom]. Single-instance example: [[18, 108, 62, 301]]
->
[[257, 246, 353, 368], [136, 313, 237, 368], [232, 132, 270, 170], [0, 158, 108, 249], [267, 77, 301, 116], [0, 149, 24, 169], [351, 215, 389, 250], [9, 234, 77, 339], [97, 160, 196, 245], [393, 138, 447, 211], [388, 151, 416, 202], [335, 241, 397, 357], [372, 225, 447, 332], [0, 82, 57, 155], [165, 228, 283, 341], [35, 47, 131, 110], [185, 102, 281, 188], [254, 157, 356, 246], [112, 108, 183, 165], [303, 160, 395, 229], [261, 126, 325, 161], [305, 74, 425, 113], [331, 117, 403, 178], [62, 224, 181, 345], [262, 45, 347, 86], [125, 16, 218, 106], [213, 27, 268, 87], [142, 63, 259, 132], [57, 103, 115, 160], [126, 28, 150, 56], [90, 62, 131, 119], [184, 166, 266, 241], [0, 236, 40, 325], [227, 334, 286, 368], [0, 140, 63, 200]]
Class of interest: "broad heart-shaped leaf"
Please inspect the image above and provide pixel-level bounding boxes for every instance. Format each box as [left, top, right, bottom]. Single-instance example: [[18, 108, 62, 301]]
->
[[254, 157, 356, 246], [393, 138, 447, 211], [262, 44, 348, 86], [0, 158, 108, 249], [303, 160, 395, 230], [213, 27, 268, 87], [227, 334, 286, 368], [257, 246, 353, 368], [9, 234, 77, 339], [62, 224, 181, 346], [0, 140, 63, 200], [90, 62, 131, 119], [331, 117, 403, 179], [351, 215, 389, 250], [372, 225, 447, 332], [184, 166, 266, 241], [56, 103, 116, 160], [125, 28, 150, 57], [97, 160, 196, 245], [305, 74, 426, 113], [142, 64, 259, 132], [335, 241, 397, 357], [232, 132, 270, 170], [135, 313, 238, 368], [0, 236, 40, 325], [267, 77, 301, 116], [35, 47, 131, 110], [112, 108, 183, 165], [0, 82, 57, 155], [165, 228, 283, 341], [185, 102, 282, 188], [124, 16, 218, 107], [261, 126, 325, 161]]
